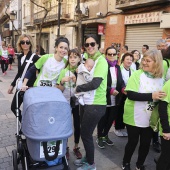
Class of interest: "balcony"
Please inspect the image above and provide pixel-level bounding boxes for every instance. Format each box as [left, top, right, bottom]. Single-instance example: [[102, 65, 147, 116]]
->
[[116, 0, 170, 10], [24, 15, 34, 27], [33, 5, 67, 25], [2, 30, 12, 37]]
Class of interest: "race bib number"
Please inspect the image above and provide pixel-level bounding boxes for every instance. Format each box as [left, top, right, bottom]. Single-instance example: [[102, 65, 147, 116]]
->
[[40, 80, 52, 87], [40, 140, 63, 158]]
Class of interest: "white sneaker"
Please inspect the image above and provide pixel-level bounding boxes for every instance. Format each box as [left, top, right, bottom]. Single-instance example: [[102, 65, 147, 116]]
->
[[121, 131, 128, 137], [114, 129, 123, 137], [78, 96, 84, 105]]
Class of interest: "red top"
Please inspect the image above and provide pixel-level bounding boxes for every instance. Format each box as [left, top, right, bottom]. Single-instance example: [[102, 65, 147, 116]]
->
[[8, 47, 15, 56]]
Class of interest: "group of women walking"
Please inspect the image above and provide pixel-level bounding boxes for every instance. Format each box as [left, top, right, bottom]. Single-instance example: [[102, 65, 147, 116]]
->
[[0, 44, 15, 75], [6, 33, 170, 170]]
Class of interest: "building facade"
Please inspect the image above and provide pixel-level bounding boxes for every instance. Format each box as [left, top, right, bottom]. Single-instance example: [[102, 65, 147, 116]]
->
[[1, 0, 170, 53], [113, 0, 170, 52]]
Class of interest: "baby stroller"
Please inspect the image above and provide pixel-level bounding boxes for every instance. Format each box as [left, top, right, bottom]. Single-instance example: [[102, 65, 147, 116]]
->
[[12, 87, 73, 170]]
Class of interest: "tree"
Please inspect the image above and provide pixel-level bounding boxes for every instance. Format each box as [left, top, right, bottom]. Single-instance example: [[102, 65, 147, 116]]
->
[[5, 5, 21, 36], [76, 0, 82, 54], [30, 0, 52, 54]]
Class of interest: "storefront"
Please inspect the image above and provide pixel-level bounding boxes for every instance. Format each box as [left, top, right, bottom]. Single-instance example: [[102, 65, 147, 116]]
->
[[124, 11, 163, 52]]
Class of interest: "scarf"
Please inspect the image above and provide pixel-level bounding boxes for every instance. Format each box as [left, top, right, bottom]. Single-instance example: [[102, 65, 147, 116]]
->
[[144, 71, 154, 78], [66, 64, 77, 73], [85, 51, 101, 61], [106, 58, 117, 67]]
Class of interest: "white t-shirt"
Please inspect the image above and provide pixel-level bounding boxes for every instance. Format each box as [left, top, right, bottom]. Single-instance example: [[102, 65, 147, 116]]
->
[[21, 55, 26, 65]]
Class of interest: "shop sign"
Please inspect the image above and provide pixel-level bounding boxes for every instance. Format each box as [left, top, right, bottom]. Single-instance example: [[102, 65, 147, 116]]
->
[[125, 11, 162, 25], [98, 24, 104, 35]]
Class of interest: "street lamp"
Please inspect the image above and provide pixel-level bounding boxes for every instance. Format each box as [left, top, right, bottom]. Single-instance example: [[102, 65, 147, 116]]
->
[[57, 0, 63, 38], [10, 11, 16, 21], [9, 11, 16, 47]]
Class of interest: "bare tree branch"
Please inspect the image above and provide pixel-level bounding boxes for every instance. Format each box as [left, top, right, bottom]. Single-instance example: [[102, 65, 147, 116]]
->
[[30, 0, 51, 54], [5, 6, 20, 35]]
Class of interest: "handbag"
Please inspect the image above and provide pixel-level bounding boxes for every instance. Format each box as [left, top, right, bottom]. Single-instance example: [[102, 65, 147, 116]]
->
[[16, 53, 35, 90]]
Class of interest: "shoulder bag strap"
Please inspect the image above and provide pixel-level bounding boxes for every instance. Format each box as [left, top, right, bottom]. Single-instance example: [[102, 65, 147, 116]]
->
[[20, 53, 35, 81]]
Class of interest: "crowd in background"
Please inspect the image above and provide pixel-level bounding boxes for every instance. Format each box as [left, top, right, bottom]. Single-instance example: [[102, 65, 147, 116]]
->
[[1, 34, 170, 170]]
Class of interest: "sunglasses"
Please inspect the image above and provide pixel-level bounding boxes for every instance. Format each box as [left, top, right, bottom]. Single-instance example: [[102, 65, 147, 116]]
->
[[107, 53, 117, 56], [84, 42, 96, 48], [20, 40, 31, 45]]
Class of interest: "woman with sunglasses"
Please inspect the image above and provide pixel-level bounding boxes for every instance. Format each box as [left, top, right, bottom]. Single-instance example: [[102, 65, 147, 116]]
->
[[114, 53, 134, 137], [74, 34, 108, 170], [96, 46, 125, 148], [8, 34, 39, 122], [122, 50, 166, 170], [21, 36, 69, 90]]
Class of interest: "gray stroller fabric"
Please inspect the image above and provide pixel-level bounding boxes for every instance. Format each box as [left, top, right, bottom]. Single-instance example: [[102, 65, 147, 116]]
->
[[22, 87, 73, 141]]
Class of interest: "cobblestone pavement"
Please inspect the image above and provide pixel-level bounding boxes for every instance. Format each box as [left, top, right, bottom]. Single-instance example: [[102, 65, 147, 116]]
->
[[0, 62, 158, 170]]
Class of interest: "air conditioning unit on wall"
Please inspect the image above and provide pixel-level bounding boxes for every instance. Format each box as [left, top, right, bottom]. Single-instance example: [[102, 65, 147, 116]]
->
[[160, 13, 170, 28]]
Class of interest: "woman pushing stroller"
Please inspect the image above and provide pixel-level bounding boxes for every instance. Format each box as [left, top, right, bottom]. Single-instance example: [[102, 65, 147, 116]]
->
[[8, 34, 39, 122], [21, 36, 69, 90]]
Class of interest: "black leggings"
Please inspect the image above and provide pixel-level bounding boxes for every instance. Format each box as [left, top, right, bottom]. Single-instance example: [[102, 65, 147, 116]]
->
[[97, 106, 118, 138], [123, 124, 152, 167], [156, 136, 170, 170], [1, 60, 8, 73], [72, 105, 81, 144], [115, 94, 126, 130], [11, 91, 23, 122], [80, 105, 106, 165]]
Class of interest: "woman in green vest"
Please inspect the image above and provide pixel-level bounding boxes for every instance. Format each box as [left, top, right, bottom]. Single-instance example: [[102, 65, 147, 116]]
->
[[74, 34, 108, 170]]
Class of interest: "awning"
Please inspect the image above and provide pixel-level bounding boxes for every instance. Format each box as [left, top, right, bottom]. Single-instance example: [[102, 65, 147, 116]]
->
[[65, 18, 106, 27]]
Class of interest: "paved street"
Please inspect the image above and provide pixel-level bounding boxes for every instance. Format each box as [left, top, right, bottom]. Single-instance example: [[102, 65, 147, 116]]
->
[[0, 62, 158, 170]]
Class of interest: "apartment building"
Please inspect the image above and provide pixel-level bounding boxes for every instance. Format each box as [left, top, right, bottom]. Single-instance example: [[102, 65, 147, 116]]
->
[[1, 0, 170, 53], [0, 0, 21, 47]]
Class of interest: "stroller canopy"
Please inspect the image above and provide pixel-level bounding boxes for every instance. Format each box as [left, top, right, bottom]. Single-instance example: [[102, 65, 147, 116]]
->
[[22, 87, 73, 141]]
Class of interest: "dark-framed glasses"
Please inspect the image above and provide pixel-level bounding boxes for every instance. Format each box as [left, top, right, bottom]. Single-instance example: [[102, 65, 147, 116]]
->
[[84, 42, 96, 48], [20, 40, 31, 45]]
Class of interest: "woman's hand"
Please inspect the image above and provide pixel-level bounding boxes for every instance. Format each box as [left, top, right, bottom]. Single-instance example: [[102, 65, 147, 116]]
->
[[61, 76, 71, 84], [21, 85, 28, 91], [163, 133, 170, 140], [71, 75, 76, 83], [8, 85, 14, 94], [112, 90, 119, 96], [152, 91, 166, 100]]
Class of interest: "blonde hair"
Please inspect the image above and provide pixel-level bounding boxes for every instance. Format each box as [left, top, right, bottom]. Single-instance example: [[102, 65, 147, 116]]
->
[[140, 49, 163, 78], [16, 34, 35, 52]]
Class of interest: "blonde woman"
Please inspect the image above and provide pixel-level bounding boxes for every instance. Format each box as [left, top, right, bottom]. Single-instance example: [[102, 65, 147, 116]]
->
[[122, 49, 166, 170], [8, 34, 39, 122]]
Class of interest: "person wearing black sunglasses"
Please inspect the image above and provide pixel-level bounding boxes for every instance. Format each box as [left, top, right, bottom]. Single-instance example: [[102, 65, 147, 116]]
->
[[8, 34, 40, 122], [96, 46, 125, 149], [74, 34, 108, 170]]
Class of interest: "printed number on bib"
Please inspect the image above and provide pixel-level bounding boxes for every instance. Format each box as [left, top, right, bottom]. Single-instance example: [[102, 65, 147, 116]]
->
[[40, 80, 52, 87], [40, 141, 63, 158], [146, 102, 156, 114]]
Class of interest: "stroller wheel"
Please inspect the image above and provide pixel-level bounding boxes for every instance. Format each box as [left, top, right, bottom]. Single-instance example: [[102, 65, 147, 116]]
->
[[12, 149, 18, 170]]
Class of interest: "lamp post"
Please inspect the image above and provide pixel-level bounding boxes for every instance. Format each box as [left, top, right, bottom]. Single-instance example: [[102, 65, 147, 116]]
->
[[10, 11, 16, 47], [57, 0, 63, 38], [76, 0, 82, 53]]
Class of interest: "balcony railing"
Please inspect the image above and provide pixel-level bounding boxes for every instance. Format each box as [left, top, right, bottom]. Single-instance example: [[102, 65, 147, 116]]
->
[[116, 0, 170, 10], [24, 15, 34, 26], [33, 5, 67, 24]]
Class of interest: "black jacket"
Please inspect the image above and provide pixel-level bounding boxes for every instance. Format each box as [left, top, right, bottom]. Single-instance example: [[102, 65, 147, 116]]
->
[[106, 64, 125, 106], [11, 51, 39, 87]]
